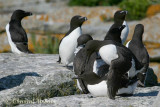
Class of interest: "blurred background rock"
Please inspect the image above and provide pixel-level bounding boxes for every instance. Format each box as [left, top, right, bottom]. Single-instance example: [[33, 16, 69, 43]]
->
[[0, 0, 160, 83]]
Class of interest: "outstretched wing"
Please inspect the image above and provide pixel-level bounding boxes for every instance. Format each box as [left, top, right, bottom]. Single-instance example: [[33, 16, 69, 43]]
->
[[107, 69, 119, 100], [107, 46, 132, 99]]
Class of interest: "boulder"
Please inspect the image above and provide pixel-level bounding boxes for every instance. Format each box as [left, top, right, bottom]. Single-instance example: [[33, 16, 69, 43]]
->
[[152, 91, 160, 107], [0, 53, 159, 107], [0, 53, 78, 106], [150, 63, 160, 83], [1, 11, 160, 58], [145, 67, 158, 87], [16, 86, 160, 107]]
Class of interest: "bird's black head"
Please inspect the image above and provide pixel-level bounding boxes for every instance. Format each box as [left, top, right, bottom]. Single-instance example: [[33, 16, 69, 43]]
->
[[107, 25, 126, 43], [114, 10, 127, 24], [77, 34, 93, 47], [133, 24, 144, 41], [70, 15, 87, 29], [11, 9, 32, 21], [110, 25, 126, 34]]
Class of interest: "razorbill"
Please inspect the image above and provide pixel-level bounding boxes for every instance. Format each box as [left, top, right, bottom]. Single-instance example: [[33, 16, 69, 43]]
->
[[105, 25, 126, 43], [73, 34, 93, 93], [78, 39, 134, 99], [57, 15, 87, 66], [74, 26, 137, 99], [126, 24, 149, 87], [104, 10, 129, 44], [74, 26, 142, 98], [6, 10, 32, 54], [73, 34, 110, 94]]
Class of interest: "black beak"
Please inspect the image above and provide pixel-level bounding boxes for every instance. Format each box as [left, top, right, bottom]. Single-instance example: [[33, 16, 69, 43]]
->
[[84, 17, 87, 21], [124, 10, 128, 14], [80, 16, 87, 21], [26, 12, 33, 16], [120, 10, 128, 15]]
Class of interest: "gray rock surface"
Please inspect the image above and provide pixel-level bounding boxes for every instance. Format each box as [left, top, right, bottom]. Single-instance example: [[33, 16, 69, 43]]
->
[[153, 91, 160, 107], [0, 53, 77, 106], [0, 53, 159, 107], [16, 86, 160, 107]]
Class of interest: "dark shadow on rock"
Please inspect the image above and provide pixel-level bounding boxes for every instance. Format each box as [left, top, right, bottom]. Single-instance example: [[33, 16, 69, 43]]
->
[[0, 72, 41, 91], [63, 66, 73, 71], [134, 91, 159, 97]]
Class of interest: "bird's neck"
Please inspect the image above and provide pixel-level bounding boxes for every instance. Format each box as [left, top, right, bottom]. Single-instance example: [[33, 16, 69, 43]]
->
[[10, 19, 22, 26], [70, 25, 81, 32], [114, 20, 124, 25], [132, 32, 143, 42]]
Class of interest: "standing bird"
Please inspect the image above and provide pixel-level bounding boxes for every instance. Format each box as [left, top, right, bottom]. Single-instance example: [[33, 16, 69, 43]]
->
[[57, 15, 87, 66], [6, 10, 32, 54], [126, 24, 150, 87], [104, 10, 129, 44]]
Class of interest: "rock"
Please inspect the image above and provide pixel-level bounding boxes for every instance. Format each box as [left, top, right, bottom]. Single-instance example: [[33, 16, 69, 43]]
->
[[152, 91, 160, 107], [0, 6, 119, 31], [145, 67, 158, 87], [0, 54, 159, 107], [0, 0, 67, 13], [146, 4, 160, 17], [0, 53, 78, 106], [16, 86, 160, 107], [125, 13, 160, 44], [146, 42, 160, 59], [1, 9, 160, 58], [150, 63, 160, 83]]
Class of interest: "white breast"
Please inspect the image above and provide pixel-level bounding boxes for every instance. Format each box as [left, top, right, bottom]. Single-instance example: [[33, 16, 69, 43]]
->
[[76, 79, 83, 91], [87, 81, 108, 97], [121, 21, 129, 44], [74, 45, 83, 55], [6, 24, 23, 54], [117, 82, 138, 95], [93, 59, 106, 75], [59, 27, 82, 66], [99, 44, 118, 65], [128, 58, 136, 77]]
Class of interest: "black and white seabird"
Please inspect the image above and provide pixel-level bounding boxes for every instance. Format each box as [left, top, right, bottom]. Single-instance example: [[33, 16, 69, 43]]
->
[[104, 10, 129, 44], [73, 34, 93, 93], [74, 26, 140, 99], [57, 15, 87, 66], [80, 39, 133, 99], [6, 9, 32, 54], [126, 24, 150, 87]]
